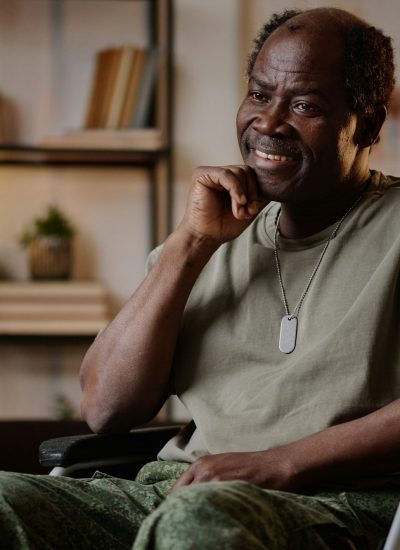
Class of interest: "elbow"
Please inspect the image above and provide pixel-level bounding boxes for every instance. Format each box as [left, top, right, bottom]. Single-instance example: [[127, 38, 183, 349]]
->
[[79, 351, 165, 433], [80, 384, 131, 434], [80, 385, 160, 435], [79, 373, 122, 434], [79, 352, 123, 433], [80, 397, 115, 434]]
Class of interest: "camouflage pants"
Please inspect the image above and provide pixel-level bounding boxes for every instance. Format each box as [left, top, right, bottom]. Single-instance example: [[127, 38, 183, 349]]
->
[[0, 460, 398, 549]]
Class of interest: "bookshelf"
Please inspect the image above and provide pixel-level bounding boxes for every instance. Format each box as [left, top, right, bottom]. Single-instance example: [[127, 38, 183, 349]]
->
[[0, 0, 174, 248], [0, 1, 175, 422]]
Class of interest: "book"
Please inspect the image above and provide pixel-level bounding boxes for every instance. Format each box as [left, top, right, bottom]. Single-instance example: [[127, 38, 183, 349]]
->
[[0, 92, 16, 144], [79, 44, 158, 130], [84, 48, 117, 128], [40, 128, 164, 151], [97, 48, 122, 128], [105, 46, 136, 129], [132, 48, 159, 128], [84, 49, 105, 128], [119, 48, 147, 129]]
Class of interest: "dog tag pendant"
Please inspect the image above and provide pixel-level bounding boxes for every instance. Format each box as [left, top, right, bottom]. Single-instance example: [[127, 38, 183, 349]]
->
[[279, 315, 298, 354]]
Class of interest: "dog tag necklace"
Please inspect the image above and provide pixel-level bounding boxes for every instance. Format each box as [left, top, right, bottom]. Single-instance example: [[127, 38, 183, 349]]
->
[[273, 192, 365, 354]]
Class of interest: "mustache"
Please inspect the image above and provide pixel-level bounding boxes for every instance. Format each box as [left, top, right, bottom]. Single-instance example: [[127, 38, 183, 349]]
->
[[245, 136, 302, 159]]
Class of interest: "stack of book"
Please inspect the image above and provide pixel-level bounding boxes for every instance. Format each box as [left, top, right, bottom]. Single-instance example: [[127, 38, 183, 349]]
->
[[85, 45, 158, 130], [0, 281, 110, 335], [40, 44, 163, 152]]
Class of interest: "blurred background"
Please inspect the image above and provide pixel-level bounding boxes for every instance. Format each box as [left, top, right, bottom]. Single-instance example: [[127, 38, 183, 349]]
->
[[0, 0, 399, 428]]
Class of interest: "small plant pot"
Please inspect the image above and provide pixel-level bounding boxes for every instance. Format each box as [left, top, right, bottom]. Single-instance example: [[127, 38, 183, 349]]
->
[[27, 236, 73, 280]]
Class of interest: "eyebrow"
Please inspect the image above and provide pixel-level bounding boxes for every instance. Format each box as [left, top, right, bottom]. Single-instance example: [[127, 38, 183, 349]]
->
[[248, 76, 330, 102]]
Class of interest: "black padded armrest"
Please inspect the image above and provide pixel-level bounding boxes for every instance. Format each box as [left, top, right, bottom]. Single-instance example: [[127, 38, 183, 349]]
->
[[39, 425, 182, 468]]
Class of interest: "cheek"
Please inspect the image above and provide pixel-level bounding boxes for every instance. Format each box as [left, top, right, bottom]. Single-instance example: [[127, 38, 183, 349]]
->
[[330, 115, 358, 161], [298, 121, 341, 161], [236, 105, 252, 154], [236, 104, 248, 135], [338, 124, 357, 154], [334, 133, 358, 176]]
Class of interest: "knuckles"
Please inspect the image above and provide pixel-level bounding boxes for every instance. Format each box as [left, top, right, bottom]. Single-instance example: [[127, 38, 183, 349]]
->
[[190, 455, 222, 481], [193, 165, 253, 180]]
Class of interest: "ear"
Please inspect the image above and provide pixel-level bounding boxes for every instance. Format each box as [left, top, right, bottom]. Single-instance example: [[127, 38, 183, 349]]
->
[[356, 104, 387, 148]]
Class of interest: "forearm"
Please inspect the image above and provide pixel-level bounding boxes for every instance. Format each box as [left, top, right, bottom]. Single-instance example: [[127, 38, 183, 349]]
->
[[285, 399, 400, 489], [80, 229, 218, 433], [80, 164, 265, 433], [172, 400, 400, 493]]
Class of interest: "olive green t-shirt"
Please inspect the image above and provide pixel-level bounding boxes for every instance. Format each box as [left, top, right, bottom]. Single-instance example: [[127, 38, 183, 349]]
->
[[156, 171, 400, 464]]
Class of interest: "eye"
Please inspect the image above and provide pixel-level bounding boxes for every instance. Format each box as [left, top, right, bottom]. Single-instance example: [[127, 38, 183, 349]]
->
[[248, 90, 269, 103], [293, 102, 321, 116]]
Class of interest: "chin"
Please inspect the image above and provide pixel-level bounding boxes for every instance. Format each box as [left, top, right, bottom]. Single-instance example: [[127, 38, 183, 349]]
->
[[252, 159, 319, 203], [254, 172, 301, 203]]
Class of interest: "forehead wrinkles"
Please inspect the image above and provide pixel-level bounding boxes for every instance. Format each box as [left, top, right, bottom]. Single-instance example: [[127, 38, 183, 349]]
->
[[258, 63, 319, 77], [252, 58, 325, 87], [257, 26, 345, 76], [253, 35, 345, 88]]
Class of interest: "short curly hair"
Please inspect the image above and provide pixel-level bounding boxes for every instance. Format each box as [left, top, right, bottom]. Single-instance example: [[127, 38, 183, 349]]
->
[[247, 8, 395, 118]]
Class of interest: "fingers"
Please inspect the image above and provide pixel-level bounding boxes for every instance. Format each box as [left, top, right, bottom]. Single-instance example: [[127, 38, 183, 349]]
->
[[228, 166, 252, 220], [244, 168, 269, 216], [193, 165, 266, 220], [170, 455, 228, 494], [170, 469, 195, 493], [194, 166, 248, 220]]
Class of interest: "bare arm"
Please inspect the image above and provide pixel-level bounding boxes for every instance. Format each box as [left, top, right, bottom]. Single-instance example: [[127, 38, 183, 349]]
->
[[80, 165, 268, 433], [172, 399, 400, 492]]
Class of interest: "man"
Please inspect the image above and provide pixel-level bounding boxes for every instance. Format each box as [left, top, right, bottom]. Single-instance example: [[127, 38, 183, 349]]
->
[[1, 6, 400, 549]]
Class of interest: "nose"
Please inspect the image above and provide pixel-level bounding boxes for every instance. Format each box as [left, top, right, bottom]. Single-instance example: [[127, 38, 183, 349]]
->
[[252, 103, 294, 138]]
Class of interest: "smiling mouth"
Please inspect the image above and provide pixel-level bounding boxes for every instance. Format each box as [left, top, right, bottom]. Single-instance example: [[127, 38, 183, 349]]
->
[[254, 149, 294, 162]]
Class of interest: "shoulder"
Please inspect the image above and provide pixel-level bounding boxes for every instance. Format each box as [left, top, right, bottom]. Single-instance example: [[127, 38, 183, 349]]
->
[[363, 171, 400, 220], [370, 171, 400, 196]]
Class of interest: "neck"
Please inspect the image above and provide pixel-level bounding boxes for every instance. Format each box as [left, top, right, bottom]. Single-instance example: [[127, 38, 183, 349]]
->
[[278, 174, 370, 239]]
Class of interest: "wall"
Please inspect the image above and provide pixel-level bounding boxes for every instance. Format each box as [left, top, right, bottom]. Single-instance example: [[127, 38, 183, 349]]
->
[[0, 0, 242, 420]]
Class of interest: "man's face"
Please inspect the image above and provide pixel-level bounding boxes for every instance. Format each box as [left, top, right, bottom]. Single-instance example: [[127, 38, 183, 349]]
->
[[236, 25, 364, 203]]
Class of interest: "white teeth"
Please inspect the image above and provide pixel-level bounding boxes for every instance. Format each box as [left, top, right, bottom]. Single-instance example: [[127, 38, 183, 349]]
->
[[255, 149, 291, 161]]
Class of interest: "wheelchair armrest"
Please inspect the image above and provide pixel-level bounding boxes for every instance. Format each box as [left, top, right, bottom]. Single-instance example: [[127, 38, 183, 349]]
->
[[39, 425, 182, 477]]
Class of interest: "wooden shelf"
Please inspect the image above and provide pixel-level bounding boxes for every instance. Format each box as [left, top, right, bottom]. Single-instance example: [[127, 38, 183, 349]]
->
[[0, 0, 174, 247], [0, 319, 107, 337], [0, 144, 169, 166]]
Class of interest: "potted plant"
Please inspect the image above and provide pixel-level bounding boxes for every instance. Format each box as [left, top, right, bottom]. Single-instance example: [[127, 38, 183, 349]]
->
[[19, 205, 75, 280]]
